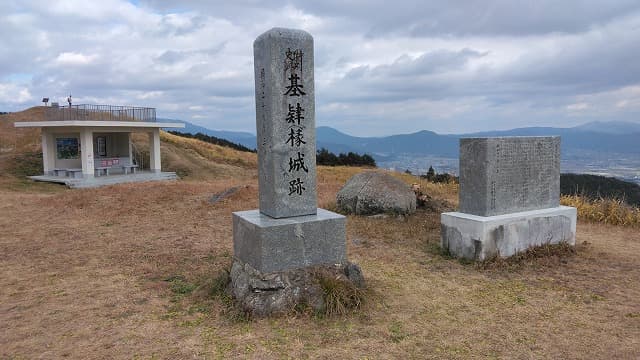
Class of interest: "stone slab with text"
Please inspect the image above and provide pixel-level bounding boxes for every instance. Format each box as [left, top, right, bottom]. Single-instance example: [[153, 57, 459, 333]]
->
[[441, 136, 576, 260]]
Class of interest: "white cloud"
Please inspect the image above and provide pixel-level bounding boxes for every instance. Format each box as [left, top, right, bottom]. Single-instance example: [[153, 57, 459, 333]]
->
[[0, 83, 33, 103], [0, 1, 639, 135], [55, 52, 98, 65], [567, 102, 589, 111]]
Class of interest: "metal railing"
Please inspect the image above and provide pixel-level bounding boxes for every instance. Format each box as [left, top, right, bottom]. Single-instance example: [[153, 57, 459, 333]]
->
[[44, 104, 156, 122]]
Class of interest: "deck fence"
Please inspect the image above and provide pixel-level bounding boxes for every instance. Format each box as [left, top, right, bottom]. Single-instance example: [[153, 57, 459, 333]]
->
[[44, 104, 156, 122]]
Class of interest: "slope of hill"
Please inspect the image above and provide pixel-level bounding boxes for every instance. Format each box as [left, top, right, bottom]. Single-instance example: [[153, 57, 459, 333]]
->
[[158, 118, 257, 150]]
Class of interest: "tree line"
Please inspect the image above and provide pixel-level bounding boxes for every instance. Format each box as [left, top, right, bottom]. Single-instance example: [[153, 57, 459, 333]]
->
[[560, 173, 640, 206], [167, 132, 377, 168], [167, 131, 256, 153], [316, 148, 376, 167]]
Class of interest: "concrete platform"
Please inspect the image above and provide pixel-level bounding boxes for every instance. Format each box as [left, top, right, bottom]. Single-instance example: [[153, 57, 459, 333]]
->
[[441, 206, 577, 261], [29, 171, 179, 189], [233, 208, 346, 273]]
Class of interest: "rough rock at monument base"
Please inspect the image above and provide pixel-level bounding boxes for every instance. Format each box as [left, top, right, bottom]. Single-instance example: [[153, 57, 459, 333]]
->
[[337, 171, 417, 215], [228, 259, 365, 317]]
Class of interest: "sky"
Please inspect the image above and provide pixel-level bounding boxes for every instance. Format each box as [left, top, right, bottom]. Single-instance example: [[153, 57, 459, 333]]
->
[[1, 0, 640, 136]]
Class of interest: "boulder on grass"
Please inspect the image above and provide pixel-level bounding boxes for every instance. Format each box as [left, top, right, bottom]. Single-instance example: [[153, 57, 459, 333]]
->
[[337, 171, 416, 215]]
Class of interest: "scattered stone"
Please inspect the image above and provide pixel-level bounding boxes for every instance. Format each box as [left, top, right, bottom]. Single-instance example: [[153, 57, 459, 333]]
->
[[343, 262, 366, 288], [411, 182, 454, 212], [337, 171, 416, 215], [209, 186, 240, 204]]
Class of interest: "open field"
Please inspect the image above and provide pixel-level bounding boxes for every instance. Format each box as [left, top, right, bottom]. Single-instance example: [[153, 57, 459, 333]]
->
[[1, 108, 640, 358], [1, 170, 640, 359]]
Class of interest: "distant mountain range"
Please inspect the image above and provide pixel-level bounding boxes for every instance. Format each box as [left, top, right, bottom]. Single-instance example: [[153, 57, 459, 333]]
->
[[160, 118, 640, 159], [158, 118, 255, 145]]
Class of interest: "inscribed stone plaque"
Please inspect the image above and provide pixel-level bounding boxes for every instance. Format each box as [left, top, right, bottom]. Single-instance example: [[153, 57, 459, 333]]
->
[[254, 27, 317, 218], [459, 137, 560, 216]]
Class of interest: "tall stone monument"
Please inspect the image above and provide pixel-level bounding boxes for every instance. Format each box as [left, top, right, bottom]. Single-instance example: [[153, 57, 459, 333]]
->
[[441, 137, 577, 260], [229, 29, 359, 316]]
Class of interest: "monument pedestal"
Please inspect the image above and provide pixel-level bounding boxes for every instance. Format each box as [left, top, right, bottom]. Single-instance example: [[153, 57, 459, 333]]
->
[[233, 208, 346, 273], [441, 206, 577, 261]]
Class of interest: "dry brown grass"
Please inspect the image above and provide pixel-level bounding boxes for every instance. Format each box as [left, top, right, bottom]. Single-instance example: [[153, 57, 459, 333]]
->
[[561, 194, 640, 227], [1, 166, 639, 359], [0, 107, 44, 158]]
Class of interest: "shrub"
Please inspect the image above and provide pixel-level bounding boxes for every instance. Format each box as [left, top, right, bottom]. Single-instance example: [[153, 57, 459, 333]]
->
[[315, 270, 366, 316], [561, 194, 640, 227]]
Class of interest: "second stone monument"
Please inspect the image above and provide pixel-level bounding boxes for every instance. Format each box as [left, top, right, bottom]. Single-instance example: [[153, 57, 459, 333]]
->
[[441, 137, 577, 260]]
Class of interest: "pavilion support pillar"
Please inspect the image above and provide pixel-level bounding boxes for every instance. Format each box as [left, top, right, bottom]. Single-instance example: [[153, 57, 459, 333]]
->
[[149, 128, 161, 173], [41, 129, 56, 175], [128, 133, 133, 165], [80, 128, 95, 178]]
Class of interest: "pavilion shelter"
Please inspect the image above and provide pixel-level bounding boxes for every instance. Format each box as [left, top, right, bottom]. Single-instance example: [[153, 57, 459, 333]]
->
[[14, 105, 185, 188]]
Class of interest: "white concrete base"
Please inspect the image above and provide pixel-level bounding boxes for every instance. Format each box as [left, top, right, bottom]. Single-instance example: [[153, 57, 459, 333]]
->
[[441, 206, 577, 261]]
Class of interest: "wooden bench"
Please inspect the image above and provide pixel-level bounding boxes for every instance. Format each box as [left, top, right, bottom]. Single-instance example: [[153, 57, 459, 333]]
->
[[52, 168, 67, 176], [95, 167, 110, 177], [66, 168, 83, 178], [122, 164, 139, 174]]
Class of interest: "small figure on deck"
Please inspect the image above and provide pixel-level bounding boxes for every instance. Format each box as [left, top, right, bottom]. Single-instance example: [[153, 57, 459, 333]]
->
[[67, 94, 72, 108]]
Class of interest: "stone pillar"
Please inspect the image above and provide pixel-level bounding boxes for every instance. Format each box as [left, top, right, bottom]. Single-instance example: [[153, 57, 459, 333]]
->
[[149, 129, 161, 173], [232, 28, 346, 273], [80, 128, 94, 178], [254, 28, 317, 218], [41, 129, 56, 175]]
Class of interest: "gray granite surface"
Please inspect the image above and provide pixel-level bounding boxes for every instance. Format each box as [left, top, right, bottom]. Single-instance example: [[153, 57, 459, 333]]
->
[[459, 137, 560, 216], [233, 208, 346, 273]]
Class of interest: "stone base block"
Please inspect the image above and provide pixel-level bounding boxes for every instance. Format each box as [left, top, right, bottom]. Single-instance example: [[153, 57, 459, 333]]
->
[[233, 208, 346, 273], [441, 206, 577, 261]]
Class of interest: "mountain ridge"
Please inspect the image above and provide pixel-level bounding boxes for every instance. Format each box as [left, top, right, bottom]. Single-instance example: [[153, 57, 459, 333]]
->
[[162, 119, 640, 158]]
